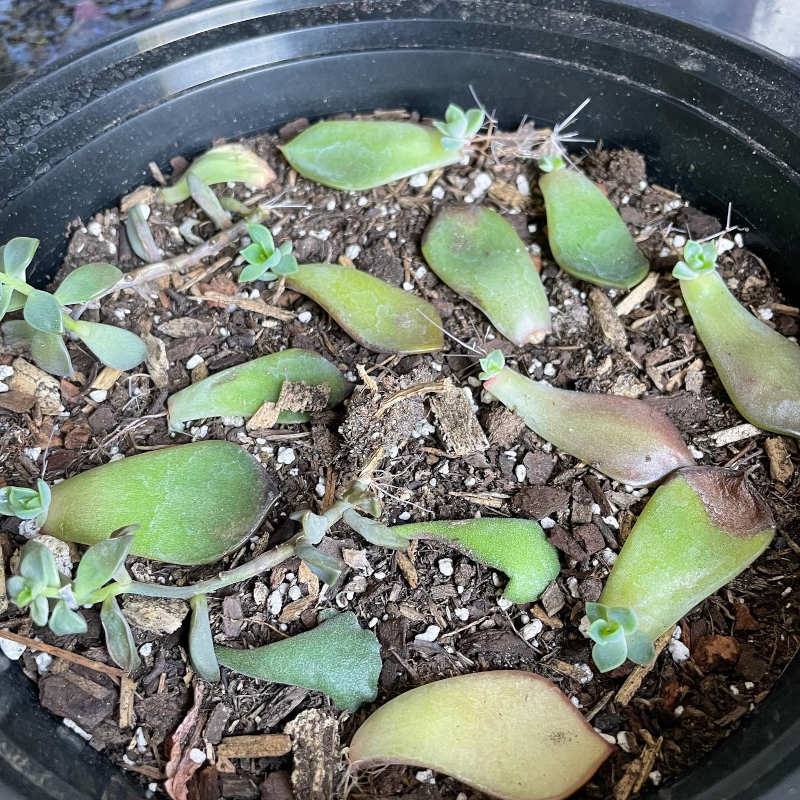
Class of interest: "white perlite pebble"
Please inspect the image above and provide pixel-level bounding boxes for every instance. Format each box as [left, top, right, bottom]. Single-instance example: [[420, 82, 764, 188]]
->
[[689, 445, 705, 459], [0, 382, 7, 393], [0, 638, 26, 661], [409, 172, 428, 187], [267, 589, 283, 616], [253, 582, 269, 605], [288, 585, 302, 601], [516, 174, 530, 195], [35, 652, 53, 674], [454, 607, 470, 622], [521, 619, 543, 641], [0, 365, 13, 380], [189, 748, 206, 765], [345, 244, 361, 259], [63, 719, 92, 740], [438, 558, 454, 577], [540, 517, 556, 529], [515, 464, 527, 482], [497, 596, 512, 611], [139, 643, 153, 658], [277, 447, 296, 465], [415, 624, 441, 643], [431, 185, 445, 200], [415, 769, 435, 784], [473, 172, 492, 194], [221, 416, 245, 427], [87, 221, 103, 237], [185, 354, 204, 370], [297, 311, 312, 324], [89, 389, 107, 403], [668, 638, 691, 662]]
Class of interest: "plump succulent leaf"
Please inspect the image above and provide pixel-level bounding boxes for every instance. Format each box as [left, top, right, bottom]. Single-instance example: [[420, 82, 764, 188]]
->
[[49, 601, 88, 636], [2, 319, 35, 347], [42, 441, 278, 565], [478, 348, 505, 380], [349, 671, 613, 800], [539, 166, 648, 288], [167, 348, 348, 431], [101, 595, 141, 673], [422, 206, 550, 346], [342, 508, 410, 549], [598, 466, 774, 653], [294, 541, 344, 586], [31, 330, 74, 377], [19, 540, 60, 589], [54, 263, 122, 305], [0, 479, 50, 520], [432, 104, 484, 150], [281, 120, 463, 191], [481, 361, 694, 487], [30, 594, 50, 626], [2, 236, 38, 278], [188, 174, 231, 230], [677, 256, 800, 437], [215, 612, 381, 712], [295, 510, 329, 545], [237, 224, 297, 283], [125, 204, 163, 263], [72, 527, 137, 602], [286, 264, 444, 354], [393, 518, 560, 603], [160, 144, 276, 205], [69, 319, 147, 371], [189, 595, 221, 682], [23, 289, 64, 334]]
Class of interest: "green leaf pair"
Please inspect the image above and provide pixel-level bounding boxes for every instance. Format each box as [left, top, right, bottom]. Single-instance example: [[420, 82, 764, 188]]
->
[[585, 603, 654, 672], [672, 239, 718, 280], [0, 478, 50, 523], [238, 223, 298, 283], [432, 104, 485, 151]]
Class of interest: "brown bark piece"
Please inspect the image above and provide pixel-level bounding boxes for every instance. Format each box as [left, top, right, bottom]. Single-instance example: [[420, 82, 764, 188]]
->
[[39, 668, 116, 728], [765, 437, 794, 483], [143, 333, 170, 389], [285, 709, 339, 800], [217, 734, 292, 760], [484, 407, 525, 447], [246, 401, 280, 432], [0, 389, 35, 413], [118, 676, 136, 729], [589, 288, 628, 350], [10, 358, 61, 414], [222, 595, 244, 637], [429, 380, 488, 456], [513, 486, 570, 519], [615, 627, 675, 706], [692, 634, 741, 671]]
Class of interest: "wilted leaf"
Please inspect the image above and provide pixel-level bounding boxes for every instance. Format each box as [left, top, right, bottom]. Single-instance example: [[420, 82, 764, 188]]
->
[[187, 173, 231, 230]]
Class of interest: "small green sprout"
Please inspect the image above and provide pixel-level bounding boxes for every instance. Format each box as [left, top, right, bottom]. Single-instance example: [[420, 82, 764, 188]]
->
[[125, 204, 163, 263], [585, 603, 654, 672], [238, 223, 298, 283], [432, 104, 485, 151], [0, 237, 146, 377], [478, 348, 505, 380], [537, 154, 565, 173], [672, 239, 718, 280], [188, 173, 232, 231], [0, 478, 50, 526]]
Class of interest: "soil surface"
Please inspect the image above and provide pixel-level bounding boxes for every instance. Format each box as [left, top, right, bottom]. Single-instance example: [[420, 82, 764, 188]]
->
[[1, 113, 799, 800]]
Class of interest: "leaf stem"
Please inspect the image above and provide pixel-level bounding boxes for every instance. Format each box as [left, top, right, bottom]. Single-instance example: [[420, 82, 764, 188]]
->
[[0, 273, 32, 295]]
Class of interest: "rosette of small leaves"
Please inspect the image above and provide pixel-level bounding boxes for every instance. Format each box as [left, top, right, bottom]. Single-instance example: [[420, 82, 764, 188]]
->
[[433, 104, 485, 151], [478, 348, 505, 381], [238, 224, 298, 283], [585, 602, 655, 672], [0, 478, 50, 527], [537, 155, 565, 173], [672, 240, 718, 280], [0, 237, 146, 377]]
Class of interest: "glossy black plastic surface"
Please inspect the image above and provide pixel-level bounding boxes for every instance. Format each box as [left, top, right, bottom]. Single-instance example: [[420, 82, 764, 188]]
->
[[1, 1, 799, 798]]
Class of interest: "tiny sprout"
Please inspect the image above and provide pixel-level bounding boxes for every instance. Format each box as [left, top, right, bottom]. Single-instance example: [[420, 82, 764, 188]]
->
[[238, 224, 298, 283], [585, 603, 654, 672], [432, 104, 485, 151], [0, 237, 146, 377], [478, 348, 505, 380], [537, 154, 565, 173], [672, 239, 718, 280], [0, 478, 50, 526]]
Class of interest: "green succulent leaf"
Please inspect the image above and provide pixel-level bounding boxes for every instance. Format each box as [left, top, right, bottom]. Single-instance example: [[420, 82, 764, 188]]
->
[[478, 348, 505, 380], [0, 285, 11, 323], [2, 319, 36, 347], [445, 103, 465, 126], [294, 541, 344, 586], [189, 594, 221, 682], [591, 636, 628, 673], [2, 237, 39, 278], [587, 618, 625, 645], [31, 330, 74, 377], [671, 260, 695, 280], [238, 262, 269, 283], [100, 595, 141, 673], [537, 155, 566, 173], [72, 527, 137, 602], [23, 290, 64, 334], [297, 511, 329, 545], [584, 601, 607, 623], [20, 540, 60, 589], [69, 319, 147, 371], [607, 606, 638, 635], [247, 223, 274, 253], [126, 204, 163, 263], [6, 575, 26, 601], [342, 508, 410, 549], [464, 108, 485, 138], [625, 630, 656, 665], [49, 600, 88, 636], [271, 251, 298, 276], [674, 240, 718, 280], [30, 594, 50, 626], [54, 263, 122, 305], [439, 136, 464, 151], [188, 173, 231, 230]]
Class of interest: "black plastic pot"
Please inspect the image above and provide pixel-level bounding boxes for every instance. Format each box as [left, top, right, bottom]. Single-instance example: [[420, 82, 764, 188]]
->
[[1, 1, 799, 798]]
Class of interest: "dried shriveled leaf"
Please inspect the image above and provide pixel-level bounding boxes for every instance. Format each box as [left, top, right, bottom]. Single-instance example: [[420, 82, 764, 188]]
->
[[349, 671, 613, 800], [215, 612, 380, 712], [540, 167, 648, 288], [43, 441, 278, 565], [281, 120, 461, 191], [679, 269, 800, 438], [393, 518, 559, 603], [286, 265, 443, 354], [422, 206, 550, 345], [483, 365, 693, 486], [600, 466, 774, 646], [167, 348, 348, 431]]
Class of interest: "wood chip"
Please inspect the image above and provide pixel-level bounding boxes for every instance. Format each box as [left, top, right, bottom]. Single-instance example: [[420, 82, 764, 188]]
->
[[765, 437, 794, 483], [448, 490, 509, 510], [246, 401, 280, 432], [143, 333, 170, 389], [276, 380, 330, 414], [487, 179, 531, 211], [193, 291, 294, 321], [217, 734, 291, 760], [91, 366, 123, 391], [298, 561, 320, 599], [615, 626, 675, 706], [429, 379, 488, 456], [10, 357, 61, 414], [396, 549, 419, 589], [120, 185, 158, 213], [549, 659, 591, 683], [285, 710, 339, 800], [356, 363, 378, 392], [530, 603, 563, 629], [614, 272, 659, 316], [614, 730, 663, 800], [588, 288, 627, 349], [706, 423, 762, 447], [0, 389, 35, 413], [118, 676, 136, 729], [278, 595, 315, 623]]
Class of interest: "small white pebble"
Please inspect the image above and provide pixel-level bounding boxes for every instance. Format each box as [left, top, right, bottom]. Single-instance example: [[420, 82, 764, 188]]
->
[[514, 464, 527, 482], [566, 576, 580, 598], [402, 281, 414, 291], [267, 589, 283, 616], [543, 362, 556, 377], [89, 389, 107, 403], [0, 381, 7, 393], [220, 416, 245, 427], [357, 196, 368, 207], [139, 643, 153, 658], [288, 585, 302, 601], [515, 174, 530, 195], [734, 232, 744, 248], [0, 365, 13, 379], [374, 571, 386, 580], [35, 652, 53, 674], [415, 625, 441, 643], [325, 199, 336, 211], [540, 517, 556, 529], [464, 476, 476, 488], [277, 447, 296, 465], [368, 617, 379, 628], [438, 557, 454, 577], [414, 265, 427, 279], [409, 172, 428, 188], [398, 511, 411, 521], [650, 771, 662, 786], [745, 681, 755, 689], [674, 705, 684, 717], [189, 748, 206, 765], [87, 221, 103, 237], [415, 769, 435, 784], [599, 547, 617, 566], [672, 234, 687, 248], [0, 639, 26, 661], [668, 638, 690, 662], [717, 237, 735, 253], [758, 307, 774, 321], [590, 503, 601, 515], [455, 607, 470, 622], [297, 310, 312, 324], [315, 478, 326, 498], [521, 620, 543, 641], [689, 444, 704, 459], [730, 684, 740, 695], [24, 446, 42, 461], [473, 172, 492, 194], [602, 515, 619, 529], [345, 244, 361, 260], [431, 185, 445, 200], [185, 354, 204, 370], [497, 597, 512, 611], [63, 719, 92, 740]]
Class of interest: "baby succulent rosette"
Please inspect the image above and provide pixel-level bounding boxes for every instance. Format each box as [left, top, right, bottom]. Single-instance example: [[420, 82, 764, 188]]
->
[[585, 603, 655, 672]]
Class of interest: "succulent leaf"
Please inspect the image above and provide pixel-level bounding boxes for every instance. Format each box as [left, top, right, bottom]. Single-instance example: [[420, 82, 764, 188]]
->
[[72, 527, 137, 602], [49, 601, 88, 636], [23, 289, 64, 334], [188, 173, 232, 230], [294, 540, 344, 586], [125, 204, 163, 263], [342, 508, 410, 549], [20, 540, 60, 589], [30, 330, 74, 377], [69, 319, 147, 371], [189, 595, 221, 682], [537, 155, 565, 173], [54, 263, 122, 305], [2, 236, 39, 278], [422, 206, 551, 346], [101, 595, 141, 673]]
